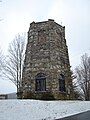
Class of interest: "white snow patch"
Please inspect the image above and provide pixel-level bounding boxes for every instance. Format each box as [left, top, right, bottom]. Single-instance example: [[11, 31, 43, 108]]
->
[[0, 100, 90, 120]]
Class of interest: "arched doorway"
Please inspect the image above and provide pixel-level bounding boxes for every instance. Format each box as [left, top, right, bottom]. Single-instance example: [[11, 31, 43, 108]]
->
[[35, 73, 46, 91], [59, 74, 66, 92]]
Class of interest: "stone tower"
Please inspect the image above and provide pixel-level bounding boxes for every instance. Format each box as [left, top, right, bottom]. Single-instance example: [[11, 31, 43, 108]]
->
[[21, 19, 73, 100]]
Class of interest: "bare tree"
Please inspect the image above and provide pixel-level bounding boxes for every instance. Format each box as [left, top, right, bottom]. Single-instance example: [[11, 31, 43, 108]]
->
[[75, 53, 90, 100], [3, 34, 26, 93], [0, 47, 4, 76], [73, 78, 85, 100]]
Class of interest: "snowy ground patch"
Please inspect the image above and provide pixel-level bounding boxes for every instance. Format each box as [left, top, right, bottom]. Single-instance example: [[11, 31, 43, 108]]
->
[[0, 100, 90, 120]]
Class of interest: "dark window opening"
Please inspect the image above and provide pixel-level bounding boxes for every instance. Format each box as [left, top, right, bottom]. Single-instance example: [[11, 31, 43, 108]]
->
[[35, 73, 46, 91], [59, 74, 66, 92]]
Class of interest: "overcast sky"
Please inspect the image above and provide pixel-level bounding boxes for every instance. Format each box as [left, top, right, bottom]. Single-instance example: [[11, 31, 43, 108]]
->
[[0, 0, 90, 94]]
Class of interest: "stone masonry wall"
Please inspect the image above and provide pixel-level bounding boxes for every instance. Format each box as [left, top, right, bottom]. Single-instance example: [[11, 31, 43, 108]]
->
[[21, 19, 73, 100]]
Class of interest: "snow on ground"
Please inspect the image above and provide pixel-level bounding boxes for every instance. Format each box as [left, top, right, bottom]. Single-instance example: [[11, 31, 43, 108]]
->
[[0, 100, 90, 120]]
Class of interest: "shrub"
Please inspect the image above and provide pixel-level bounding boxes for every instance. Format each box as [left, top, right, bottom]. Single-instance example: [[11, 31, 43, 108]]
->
[[23, 91, 35, 99], [40, 92, 55, 100]]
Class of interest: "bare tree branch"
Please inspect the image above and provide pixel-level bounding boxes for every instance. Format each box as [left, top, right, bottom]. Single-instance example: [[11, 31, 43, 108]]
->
[[75, 53, 90, 100], [3, 34, 26, 93], [0, 47, 5, 77]]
